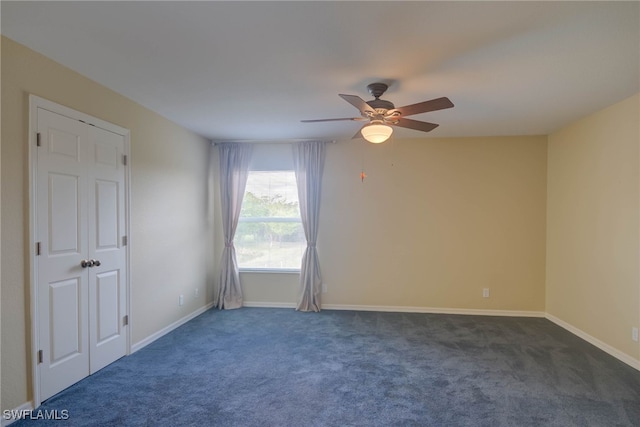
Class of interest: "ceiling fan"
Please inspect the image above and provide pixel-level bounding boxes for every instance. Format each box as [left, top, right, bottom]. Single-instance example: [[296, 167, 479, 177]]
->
[[301, 83, 454, 143]]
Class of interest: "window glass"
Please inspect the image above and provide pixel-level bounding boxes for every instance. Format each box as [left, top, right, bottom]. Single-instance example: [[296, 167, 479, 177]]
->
[[236, 171, 304, 270]]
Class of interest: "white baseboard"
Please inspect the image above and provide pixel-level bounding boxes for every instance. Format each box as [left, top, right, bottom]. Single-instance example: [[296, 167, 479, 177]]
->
[[545, 313, 640, 371], [1, 402, 34, 426], [322, 304, 546, 318], [241, 301, 545, 318], [243, 301, 296, 309], [131, 302, 214, 353]]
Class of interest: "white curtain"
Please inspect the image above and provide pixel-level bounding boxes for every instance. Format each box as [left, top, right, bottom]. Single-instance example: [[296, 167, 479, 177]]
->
[[216, 143, 253, 309], [293, 141, 326, 312]]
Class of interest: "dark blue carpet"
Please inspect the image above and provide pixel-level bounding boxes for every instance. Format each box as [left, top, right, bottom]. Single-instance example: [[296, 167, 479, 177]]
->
[[12, 308, 640, 426]]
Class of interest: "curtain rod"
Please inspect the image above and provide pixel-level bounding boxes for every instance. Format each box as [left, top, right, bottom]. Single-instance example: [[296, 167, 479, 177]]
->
[[212, 139, 337, 146]]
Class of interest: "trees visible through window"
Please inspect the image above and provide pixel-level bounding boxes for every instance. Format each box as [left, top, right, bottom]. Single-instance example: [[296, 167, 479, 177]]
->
[[236, 171, 304, 270]]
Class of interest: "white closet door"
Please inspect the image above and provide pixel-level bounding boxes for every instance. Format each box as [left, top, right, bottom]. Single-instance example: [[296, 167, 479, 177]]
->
[[88, 125, 127, 373], [36, 107, 128, 401], [37, 108, 90, 401]]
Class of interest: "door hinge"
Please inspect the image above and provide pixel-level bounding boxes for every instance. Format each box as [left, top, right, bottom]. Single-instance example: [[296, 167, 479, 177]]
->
[[123, 155, 127, 166], [36, 132, 41, 147], [36, 242, 41, 256], [122, 236, 127, 246], [38, 350, 43, 364], [123, 315, 129, 326]]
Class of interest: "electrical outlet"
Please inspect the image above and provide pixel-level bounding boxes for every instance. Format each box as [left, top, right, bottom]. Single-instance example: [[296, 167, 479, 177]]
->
[[194, 288, 199, 297], [179, 295, 184, 306], [322, 283, 327, 293], [633, 327, 639, 342], [482, 288, 490, 298]]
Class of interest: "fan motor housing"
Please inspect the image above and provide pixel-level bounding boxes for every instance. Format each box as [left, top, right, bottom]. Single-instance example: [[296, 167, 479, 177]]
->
[[366, 98, 395, 111]]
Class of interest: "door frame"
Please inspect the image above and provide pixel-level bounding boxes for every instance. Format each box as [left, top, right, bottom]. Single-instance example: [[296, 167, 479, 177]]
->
[[28, 95, 131, 407]]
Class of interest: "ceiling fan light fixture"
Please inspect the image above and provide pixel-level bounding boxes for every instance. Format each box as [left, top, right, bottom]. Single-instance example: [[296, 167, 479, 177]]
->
[[361, 123, 393, 144]]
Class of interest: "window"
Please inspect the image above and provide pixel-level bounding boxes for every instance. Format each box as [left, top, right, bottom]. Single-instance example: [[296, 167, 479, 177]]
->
[[236, 171, 305, 271]]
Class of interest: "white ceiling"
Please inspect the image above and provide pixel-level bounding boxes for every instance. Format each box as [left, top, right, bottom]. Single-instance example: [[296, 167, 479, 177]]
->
[[2, 1, 639, 141]]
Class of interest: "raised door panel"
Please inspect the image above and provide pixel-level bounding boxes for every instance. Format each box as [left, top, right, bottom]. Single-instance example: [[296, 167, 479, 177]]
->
[[48, 173, 81, 255], [95, 270, 120, 344], [95, 180, 119, 250], [48, 278, 83, 365]]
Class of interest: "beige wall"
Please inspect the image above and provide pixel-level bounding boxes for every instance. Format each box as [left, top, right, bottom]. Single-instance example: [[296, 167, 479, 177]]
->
[[1, 37, 213, 410], [218, 136, 548, 312], [546, 94, 640, 361]]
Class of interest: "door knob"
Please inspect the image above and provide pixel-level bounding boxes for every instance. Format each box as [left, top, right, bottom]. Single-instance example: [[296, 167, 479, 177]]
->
[[81, 259, 94, 268], [92, 259, 101, 267]]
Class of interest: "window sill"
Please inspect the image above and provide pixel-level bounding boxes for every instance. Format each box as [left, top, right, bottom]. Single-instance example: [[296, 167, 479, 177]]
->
[[239, 269, 301, 274]]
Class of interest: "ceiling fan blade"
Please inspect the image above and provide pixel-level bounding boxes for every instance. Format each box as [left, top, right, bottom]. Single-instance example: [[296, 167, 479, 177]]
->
[[393, 118, 439, 133], [339, 94, 376, 114], [351, 127, 364, 139], [390, 97, 454, 117], [301, 117, 366, 123]]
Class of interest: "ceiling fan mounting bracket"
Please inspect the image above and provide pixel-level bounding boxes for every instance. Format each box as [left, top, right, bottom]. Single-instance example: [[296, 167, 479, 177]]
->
[[367, 82, 389, 99]]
